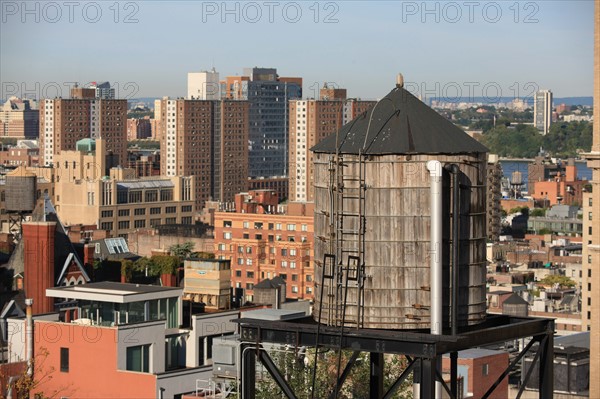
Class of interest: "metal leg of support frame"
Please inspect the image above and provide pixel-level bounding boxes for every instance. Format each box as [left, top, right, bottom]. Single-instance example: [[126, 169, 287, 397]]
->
[[370, 352, 384, 398]]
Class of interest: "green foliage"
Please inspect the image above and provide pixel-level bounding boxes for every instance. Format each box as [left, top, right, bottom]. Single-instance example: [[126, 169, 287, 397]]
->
[[255, 349, 413, 399], [479, 125, 542, 158], [530, 208, 546, 217], [543, 121, 592, 157], [150, 255, 179, 275], [127, 140, 160, 150], [477, 121, 592, 158], [120, 259, 134, 280], [539, 274, 576, 288], [193, 251, 215, 260], [538, 228, 552, 235], [509, 206, 529, 215], [169, 242, 196, 259]]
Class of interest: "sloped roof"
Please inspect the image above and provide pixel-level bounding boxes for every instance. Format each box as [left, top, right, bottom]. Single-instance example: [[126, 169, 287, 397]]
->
[[254, 276, 286, 289], [503, 293, 529, 306], [311, 85, 488, 155]]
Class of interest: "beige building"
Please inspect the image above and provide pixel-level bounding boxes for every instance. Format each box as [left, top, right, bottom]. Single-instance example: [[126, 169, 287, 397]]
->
[[289, 87, 375, 202], [50, 138, 195, 240], [0, 97, 39, 139], [157, 98, 249, 208], [582, 1, 600, 396], [40, 88, 127, 167]]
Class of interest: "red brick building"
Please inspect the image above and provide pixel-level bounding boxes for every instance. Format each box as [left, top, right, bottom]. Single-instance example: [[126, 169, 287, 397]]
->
[[442, 349, 509, 399], [213, 190, 314, 302]]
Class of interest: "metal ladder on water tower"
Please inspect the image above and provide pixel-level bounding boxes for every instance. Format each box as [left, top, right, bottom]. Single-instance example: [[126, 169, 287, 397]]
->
[[332, 153, 367, 329]]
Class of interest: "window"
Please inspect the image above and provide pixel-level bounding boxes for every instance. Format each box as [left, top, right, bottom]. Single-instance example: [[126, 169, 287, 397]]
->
[[60, 348, 69, 372], [589, 212, 593, 221], [134, 208, 146, 216], [243, 221, 249, 229], [246, 247, 252, 254], [126, 345, 150, 373], [290, 249, 297, 256], [482, 364, 489, 376], [235, 270, 242, 277], [223, 220, 232, 228], [145, 190, 158, 202], [281, 249, 287, 256], [292, 274, 298, 281], [237, 258, 244, 265], [224, 232, 232, 239], [165, 217, 176, 224], [287, 224, 296, 231], [150, 207, 161, 215], [101, 210, 113, 218], [306, 275, 312, 282], [150, 219, 161, 227], [306, 287, 313, 294], [255, 234, 262, 240], [589, 255, 593, 264], [281, 261, 287, 268], [268, 235, 274, 242], [246, 258, 253, 265], [100, 222, 113, 231], [290, 262, 296, 269], [280, 273, 287, 280], [118, 209, 130, 217], [166, 206, 176, 214], [134, 220, 146, 228], [243, 233, 249, 239], [181, 216, 192, 224], [246, 283, 254, 290], [292, 286, 298, 293], [118, 221, 130, 230], [590, 226, 593, 235], [301, 224, 308, 231], [268, 223, 274, 230], [254, 222, 263, 229], [160, 189, 173, 201], [182, 205, 193, 212], [247, 271, 254, 278], [276, 223, 282, 230]]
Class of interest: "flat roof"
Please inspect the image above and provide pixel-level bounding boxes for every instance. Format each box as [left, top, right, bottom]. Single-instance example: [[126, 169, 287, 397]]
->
[[46, 282, 182, 303]]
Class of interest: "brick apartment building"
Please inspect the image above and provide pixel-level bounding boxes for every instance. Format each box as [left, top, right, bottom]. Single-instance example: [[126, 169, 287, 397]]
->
[[40, 87, 127, 167], [213, 190, 314, 302], [289, 86, 375, 202], [157, 98, 249, 208]]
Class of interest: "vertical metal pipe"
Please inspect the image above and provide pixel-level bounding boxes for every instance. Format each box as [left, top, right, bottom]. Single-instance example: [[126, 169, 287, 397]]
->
[[446, 163, 461, 399], [25, 298, 33, 377], [427, 160, 443, 398]]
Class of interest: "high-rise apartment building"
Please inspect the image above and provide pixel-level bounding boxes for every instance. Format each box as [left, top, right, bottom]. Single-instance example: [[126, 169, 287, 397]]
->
[[289, 87, 375, 202], [222, 67, 302, 180], [39, 88, 127, 167], [0, 97, 39, 139], [583, 1, 600, 397], [188, 69, 220, 100], [158, 98, 249, 208], [534, 89, 553, 134]]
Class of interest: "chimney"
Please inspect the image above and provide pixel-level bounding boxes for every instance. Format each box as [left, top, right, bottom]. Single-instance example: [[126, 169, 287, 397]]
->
[[83, 243, 96, 267], [23, 222, 56, 315]]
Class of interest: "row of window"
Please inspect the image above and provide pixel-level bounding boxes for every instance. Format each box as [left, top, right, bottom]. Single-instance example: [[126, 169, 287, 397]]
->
[[100, 205, 192, 218], [223, 220, 308, 232]]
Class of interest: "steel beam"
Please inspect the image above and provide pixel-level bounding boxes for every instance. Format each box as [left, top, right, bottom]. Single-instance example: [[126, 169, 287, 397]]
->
[[370, 352, 384, 398], [257, 350, 298, 399]]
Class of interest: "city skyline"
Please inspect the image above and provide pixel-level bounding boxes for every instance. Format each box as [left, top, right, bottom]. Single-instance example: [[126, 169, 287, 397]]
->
[[0, 1, 595, 101]]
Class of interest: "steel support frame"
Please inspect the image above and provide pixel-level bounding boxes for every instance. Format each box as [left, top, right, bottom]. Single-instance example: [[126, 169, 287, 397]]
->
[[238, 315, 554, 399]]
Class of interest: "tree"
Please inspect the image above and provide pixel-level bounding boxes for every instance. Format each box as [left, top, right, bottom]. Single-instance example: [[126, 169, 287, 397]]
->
[[2, 347, 73, 399], [539, 275, 576, 288], [255, 348, 413, 399], [530, 208, 546, 217], [169, 242, 195, 260]]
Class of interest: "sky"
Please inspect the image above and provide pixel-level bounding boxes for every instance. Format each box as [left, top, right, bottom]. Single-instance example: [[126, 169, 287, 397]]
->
[[0, 1, 595, 101]]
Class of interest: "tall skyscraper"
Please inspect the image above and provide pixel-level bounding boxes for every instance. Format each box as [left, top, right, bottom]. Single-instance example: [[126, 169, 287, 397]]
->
[[583, 1, 600, 397], [158, 98, 249, 208], [533, 89, 553, 134], [90, 81, 116, 99], [0, 97, 39, 139], [289, 86, 375, 202], [187, 69, 221, 100], [39, 87, 127, 167], [222, 67, 302, 180]]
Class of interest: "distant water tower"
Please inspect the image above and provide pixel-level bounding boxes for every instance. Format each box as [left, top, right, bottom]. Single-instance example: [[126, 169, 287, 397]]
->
[[510, 171, 524, 199], [5, 166, 37, 242]]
